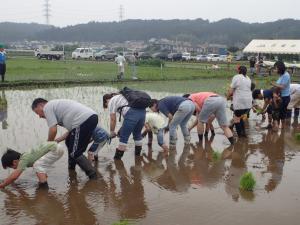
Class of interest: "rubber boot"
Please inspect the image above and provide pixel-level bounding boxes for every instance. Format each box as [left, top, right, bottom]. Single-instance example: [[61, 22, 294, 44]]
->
[[75, 155, 97, 179], [114, 148, 124, 160], [198, 133, 203, 141], [135, 146, 142, 156], [295, 108, 300, 118], [240, 120, 247, 137], [68, 156, 76, 170], [38, 182, 49, 190], [211, 129, 215, 136], [228, 136, 235, 145], [234, 122, 243, 137], [204, 131, 209, 137]]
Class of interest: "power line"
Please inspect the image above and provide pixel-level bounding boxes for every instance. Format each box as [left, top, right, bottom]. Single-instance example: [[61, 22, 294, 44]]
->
[[44, 0, 51, 25]]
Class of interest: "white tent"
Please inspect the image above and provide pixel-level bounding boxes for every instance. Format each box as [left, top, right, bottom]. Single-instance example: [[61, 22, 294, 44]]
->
[[243, 39, 300, 55]]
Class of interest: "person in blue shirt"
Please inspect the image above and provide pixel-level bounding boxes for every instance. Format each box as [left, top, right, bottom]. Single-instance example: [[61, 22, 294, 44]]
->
[[149, 96, 195, 147], [271, 61, 291, 127], [0, 45, 6, 82]]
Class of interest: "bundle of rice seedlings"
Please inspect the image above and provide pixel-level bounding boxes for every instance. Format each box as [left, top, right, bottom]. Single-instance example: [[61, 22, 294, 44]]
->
[[239, 172, 256, 191], [295, 133, 300, 141], [212, 151, 221, 162], [112, 220, 132, 225]]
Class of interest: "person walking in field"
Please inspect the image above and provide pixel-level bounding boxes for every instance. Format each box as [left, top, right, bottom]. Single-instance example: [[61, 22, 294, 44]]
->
[[0, 142, 64, 189], [0, 44, 6, 82], [31, 98, 98, 179], [115, 52, 126, 80]]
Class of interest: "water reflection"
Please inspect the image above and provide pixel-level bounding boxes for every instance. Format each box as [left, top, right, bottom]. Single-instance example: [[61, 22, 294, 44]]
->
[[0, 90, 8, 129], [0, 86, 300, 225], [260, 131, 284, 193]]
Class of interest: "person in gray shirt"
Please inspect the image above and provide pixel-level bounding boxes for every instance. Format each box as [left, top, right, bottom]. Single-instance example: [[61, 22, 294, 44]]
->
[[31, 98, 98, 179]]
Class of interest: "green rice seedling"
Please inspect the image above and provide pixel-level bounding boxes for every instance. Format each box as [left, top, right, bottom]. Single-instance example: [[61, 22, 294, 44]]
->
[[295, 133, 300, 141], [212, 151, 221, 162], [112, 220, 133, 225], [239, 172, 256, 191]]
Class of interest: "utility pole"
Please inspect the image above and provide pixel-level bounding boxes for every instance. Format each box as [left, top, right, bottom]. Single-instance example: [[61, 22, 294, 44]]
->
[[119, 5, 124, 22], [44, 0, 51, 25]]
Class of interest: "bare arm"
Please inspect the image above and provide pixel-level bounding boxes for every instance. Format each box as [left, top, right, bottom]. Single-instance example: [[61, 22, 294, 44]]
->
[[0, 169, 23, 188], [55, 131, 69, 143], [48, 126, 57, 141], [110, 113, 117, 137]]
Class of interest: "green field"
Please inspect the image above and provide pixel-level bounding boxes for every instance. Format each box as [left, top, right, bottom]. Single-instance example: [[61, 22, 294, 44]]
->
[[0, 57, 282, 90], [4, 57, 242, 81]]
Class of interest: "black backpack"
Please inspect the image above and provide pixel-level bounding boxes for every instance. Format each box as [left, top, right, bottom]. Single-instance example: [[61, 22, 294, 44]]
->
[[117, 87, 151, 121]]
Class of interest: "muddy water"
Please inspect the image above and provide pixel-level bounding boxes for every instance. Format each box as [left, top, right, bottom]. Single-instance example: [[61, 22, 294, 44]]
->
[[0, 85, 300, 225]]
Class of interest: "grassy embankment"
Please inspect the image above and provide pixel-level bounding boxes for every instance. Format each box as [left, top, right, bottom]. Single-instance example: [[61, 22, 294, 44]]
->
[[0, 57, 246, 88]]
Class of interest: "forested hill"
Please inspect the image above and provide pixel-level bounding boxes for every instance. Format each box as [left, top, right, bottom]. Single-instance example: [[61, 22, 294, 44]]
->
[[1, 19, 300, 45]]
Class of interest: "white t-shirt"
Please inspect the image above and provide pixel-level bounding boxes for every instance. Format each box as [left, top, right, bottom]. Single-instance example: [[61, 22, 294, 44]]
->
[[290, 83, 300, 95], [145, 112, 167, 134], [108, 95, 129, 117], [115, 55, 126, 65], [230, 74, 252, 110], [43, 99, 96, 131]]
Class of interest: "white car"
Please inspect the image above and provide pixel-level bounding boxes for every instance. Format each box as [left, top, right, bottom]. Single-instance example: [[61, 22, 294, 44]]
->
[[182, 52, 191, 61], [196, 55, 208, 61], [72, 48, 94, 60], [207, 54, 221, 62]]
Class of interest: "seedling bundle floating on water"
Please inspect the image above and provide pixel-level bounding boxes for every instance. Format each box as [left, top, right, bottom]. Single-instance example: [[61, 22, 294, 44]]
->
[[112, 220, 133, 225], [239, 172, 256, 191], [212, 151, 221, 162], [295, 133, 300, 141]]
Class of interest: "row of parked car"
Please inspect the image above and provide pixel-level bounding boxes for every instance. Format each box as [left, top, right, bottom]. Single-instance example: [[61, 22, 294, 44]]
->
[[70, 48, 242, 62]]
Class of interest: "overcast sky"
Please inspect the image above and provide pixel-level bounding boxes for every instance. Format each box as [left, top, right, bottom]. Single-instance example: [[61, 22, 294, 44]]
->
[[1, 0, 300, 27]]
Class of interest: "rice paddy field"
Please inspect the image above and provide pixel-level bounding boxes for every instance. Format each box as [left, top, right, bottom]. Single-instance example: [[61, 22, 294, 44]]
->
[[0, 84, 300, 225]]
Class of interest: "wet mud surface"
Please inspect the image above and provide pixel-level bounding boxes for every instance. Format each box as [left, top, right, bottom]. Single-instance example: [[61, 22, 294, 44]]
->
[[0, 86, 300, 225]]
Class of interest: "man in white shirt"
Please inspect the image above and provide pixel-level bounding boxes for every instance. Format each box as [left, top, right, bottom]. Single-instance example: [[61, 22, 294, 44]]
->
[[115, 53, 126, 80], [31, 98, 98, 179]]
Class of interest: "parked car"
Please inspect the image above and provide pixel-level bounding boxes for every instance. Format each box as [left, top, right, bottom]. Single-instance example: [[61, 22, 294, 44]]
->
[[196, 55, 207, 61], [138, 52, 152, 60], [72, 48, 94, 60], [234, 54, 248, 61], [167, 52, 182, 61], [152, 52, 169, 60], [182, 52, 191, 61], [207, 54, 221, 62], [219, 55, 228, 62], [94, 50, 117, 61]]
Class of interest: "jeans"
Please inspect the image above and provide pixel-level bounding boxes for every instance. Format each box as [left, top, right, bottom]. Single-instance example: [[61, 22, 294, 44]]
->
[[157, 129, 164, 146], [88, 127, 109, 155], [119, 108, 146, 146], [169, 100, 195, 144], [280, 96, 291, 120]]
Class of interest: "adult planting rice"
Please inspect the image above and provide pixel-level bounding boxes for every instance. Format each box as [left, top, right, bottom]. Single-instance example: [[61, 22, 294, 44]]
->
[[149, 96, 195, 147], [185, 92, 234, 145], [286, 83, 300, 120], [227, 66, 252, 137], [31, 98, 98, 179], [271, 61, 291, 128]]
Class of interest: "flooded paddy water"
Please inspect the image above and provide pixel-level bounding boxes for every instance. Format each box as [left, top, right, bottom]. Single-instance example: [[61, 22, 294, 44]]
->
[[0, 80, 300, 225]]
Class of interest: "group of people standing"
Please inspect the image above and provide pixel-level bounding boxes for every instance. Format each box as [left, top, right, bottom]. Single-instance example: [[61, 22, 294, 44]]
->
[[0, 60, 296, 190]]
